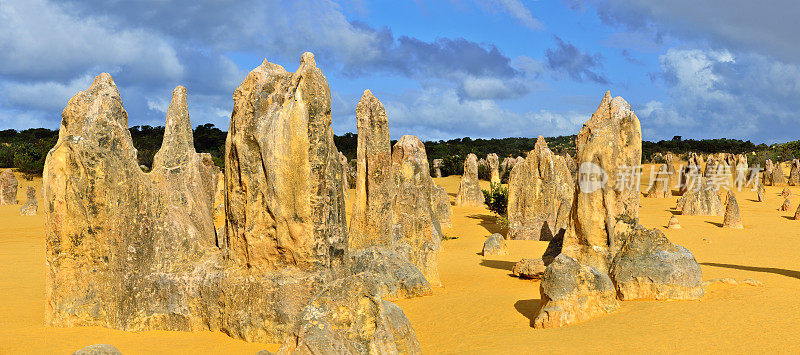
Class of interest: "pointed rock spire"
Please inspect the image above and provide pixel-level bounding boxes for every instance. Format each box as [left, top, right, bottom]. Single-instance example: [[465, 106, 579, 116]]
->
[[152, 86, 195, 168], [349, 89, 393, 250], [667, 215, 681, 229], [722, 193, 743, 229]]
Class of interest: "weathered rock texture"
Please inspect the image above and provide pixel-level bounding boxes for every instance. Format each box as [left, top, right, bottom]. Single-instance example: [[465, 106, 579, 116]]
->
[[765, 159, 787, 186], [19, 186, 37, 215], [645, 163, 671, 198], [561, 92, 642, 271], [795, 202, 800, 220], [677, 178, 724, 216], [482, 233, 508, 256], [722, 193, 743, 228], [757, 183, 766, 202], [667, 215, 681, 229], [789, 159, 800, 186], [455, 153, 485, 207], [0, 169, 17, 205], [350, 90, 393, 250], [512, 258, 546, 279], [610, 227, 703, 300], [487, 153, 500, 184], [338, 151, 349, 199], [346, 92, 437, 298], [276, 274, 422, 354], [45, 56, 421, 351], [72, 344, 122, 355], [432, 159, 443, 178], [780, 198, 792, 211], [225, 55, 345, 272], [391, 135, 443, 286], [533, 254, 619, 328], [781, 187, 792, 198], [507, 136, 574, 241], [431, 183, 452, 228]]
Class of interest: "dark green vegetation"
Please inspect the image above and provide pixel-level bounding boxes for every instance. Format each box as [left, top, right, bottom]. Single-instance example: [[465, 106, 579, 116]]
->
[[1, 126, 797, 178], [482, 182, 508, 229], [0, 124, 227, 177]]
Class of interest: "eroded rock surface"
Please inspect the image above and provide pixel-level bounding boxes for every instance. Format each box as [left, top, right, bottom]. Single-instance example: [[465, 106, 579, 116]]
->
[[507, 136, 573, 241], [677, 178, 724, 216], [45, 56, 422, 350], [72, 344, 122, 355], [667, 215, 681, 229], [512, 258, 545, 279], [533, 254, 619, 328], [482, 233, 508, 256], [391, 135, 443, 286], [722, 193, 743, 229], [0, 169, 17, 205], [561, 92, 642, 271], [789, 159, 800, 186], [350, 90, 393, 250], [19, 186, 37, 215], [455, 153, 485, 207], [431, 182, 452, 228], [487, 153, 500, 184], [225, 54, 346, 272], [610, 227, 703, 300], [645, 164, 671, 198]]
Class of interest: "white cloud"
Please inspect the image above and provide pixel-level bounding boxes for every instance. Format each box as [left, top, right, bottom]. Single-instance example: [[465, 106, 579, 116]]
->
[[385, 87, 585, 141], [474, 0, 544, 30]]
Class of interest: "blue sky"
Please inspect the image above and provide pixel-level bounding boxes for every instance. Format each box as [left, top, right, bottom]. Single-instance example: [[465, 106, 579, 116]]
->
[[1, 0, 798, 143]]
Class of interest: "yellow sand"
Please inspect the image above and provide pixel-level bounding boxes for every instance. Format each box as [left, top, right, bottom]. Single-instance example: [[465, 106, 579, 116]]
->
[[3, 168, 800, 353]]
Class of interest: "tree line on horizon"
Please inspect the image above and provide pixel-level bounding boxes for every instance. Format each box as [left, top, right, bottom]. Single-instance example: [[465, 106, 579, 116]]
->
[[1, 125, 796, 178]]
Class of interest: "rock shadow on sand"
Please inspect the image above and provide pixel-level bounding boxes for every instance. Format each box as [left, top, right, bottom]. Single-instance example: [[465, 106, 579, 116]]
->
[[701, 262, 800, 280], [466, 214, 506, 235], [479, 259, 516, 271], [514, 299, 542, 327]]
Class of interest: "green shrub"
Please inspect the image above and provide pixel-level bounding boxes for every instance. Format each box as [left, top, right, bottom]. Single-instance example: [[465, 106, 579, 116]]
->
[[482, 182, 508, 228]]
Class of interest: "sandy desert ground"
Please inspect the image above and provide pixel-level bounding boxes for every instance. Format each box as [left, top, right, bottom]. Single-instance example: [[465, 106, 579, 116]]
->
[[2, 167, 799, 354]]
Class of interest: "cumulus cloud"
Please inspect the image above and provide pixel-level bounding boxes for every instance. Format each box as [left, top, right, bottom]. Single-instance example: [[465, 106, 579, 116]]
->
[[0, 0, 537, 132], [545, 36, 608, 84], [587, 0, 800, 65], [385, 87, 585, 141], [637, 48, 800, 142]]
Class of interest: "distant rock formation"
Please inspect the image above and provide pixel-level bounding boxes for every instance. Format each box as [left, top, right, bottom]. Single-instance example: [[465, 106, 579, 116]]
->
[[781, 187, 792, 198], [432, 158, 443, 178], [482, 233, 508, 256], [455, 153, 485, 207], [507, 135, 573, 240], [789, 159, 800, 186], [795, 202, 800, 220], [487, 153, 500, 184], [677, 178, 724, 216], [780, 198, 792, 211], [19, 186, 37, 215], [765, 159, 787, 186], [667, 215, 681, 229], [391, 135, 443, 287], [533, 254, 619, 328], [339, 151, 350, 198], [500, 156, 516, 177], [45, 55, 421, 353], [757, 183, 766, 202], [0, 169, 17, 205], [722, 193, 743, 228], [645, 164, 671, 198]]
